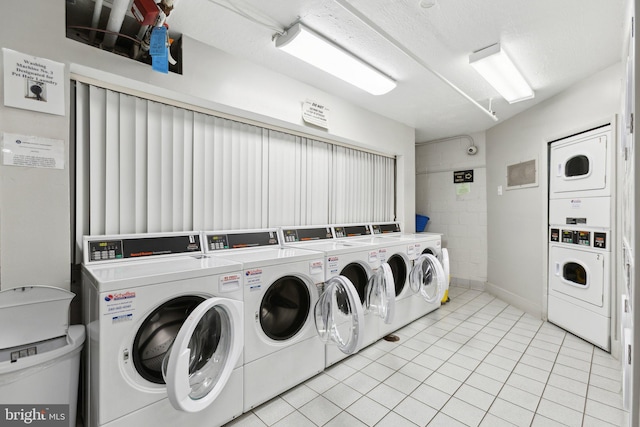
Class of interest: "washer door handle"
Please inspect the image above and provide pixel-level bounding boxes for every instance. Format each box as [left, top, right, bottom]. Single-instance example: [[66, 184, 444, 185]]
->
[[555, 262, 560, 276]]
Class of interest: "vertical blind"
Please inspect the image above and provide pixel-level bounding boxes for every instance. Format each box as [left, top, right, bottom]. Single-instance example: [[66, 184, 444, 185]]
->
[[74, 82, 395, 247]]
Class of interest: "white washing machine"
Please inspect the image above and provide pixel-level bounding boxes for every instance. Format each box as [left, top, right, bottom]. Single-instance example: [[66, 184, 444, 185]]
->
[[351, 223, 446, 336], [548, 226, 611, 350], [82, 232, 245, 427], [370, 222, 450, 304], [549, 124, 613, 199], [202, 229, 364, 410], [279, 225, 395, 367]]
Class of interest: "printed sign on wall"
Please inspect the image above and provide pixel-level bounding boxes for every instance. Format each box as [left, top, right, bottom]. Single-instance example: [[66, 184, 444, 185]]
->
[[453, 169, 474, 183], [3, 48, 65, 116], [2, 133, 65, 169], [302, 99, 330, 129]]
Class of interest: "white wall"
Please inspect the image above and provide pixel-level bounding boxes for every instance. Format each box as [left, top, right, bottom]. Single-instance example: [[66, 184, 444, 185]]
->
[[486, 63, 622, 318], [0, 0, 415, 290], [416, 133, 487, 287]]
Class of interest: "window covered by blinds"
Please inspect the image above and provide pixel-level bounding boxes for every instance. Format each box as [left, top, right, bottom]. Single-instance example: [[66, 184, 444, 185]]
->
[[74, 82, 395, 246]]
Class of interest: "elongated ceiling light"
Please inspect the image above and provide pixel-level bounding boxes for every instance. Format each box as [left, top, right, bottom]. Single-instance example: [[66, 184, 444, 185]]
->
[[275, 23, 396, 96], [469, 43, 534, 104]]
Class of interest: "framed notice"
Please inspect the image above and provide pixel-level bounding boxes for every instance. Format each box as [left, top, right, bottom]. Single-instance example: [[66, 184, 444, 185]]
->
[[3, 48, 65, 116]]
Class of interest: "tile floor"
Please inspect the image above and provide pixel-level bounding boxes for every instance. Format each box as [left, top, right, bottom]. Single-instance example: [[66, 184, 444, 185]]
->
[[225, 286, 629, 427]]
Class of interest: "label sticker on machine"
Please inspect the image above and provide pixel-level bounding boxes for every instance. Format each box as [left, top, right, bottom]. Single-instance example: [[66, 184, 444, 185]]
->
[[309, 260, 324, 274], [566, 217, 587, 225], [570, 199, 582, 209], [246, 269, 262, 290], [378, 248, 388, 262], [220, 274, 241, 292], [368, 250, 379, 263], [327, 256, 339, 274], [103, 291, 136, 322]]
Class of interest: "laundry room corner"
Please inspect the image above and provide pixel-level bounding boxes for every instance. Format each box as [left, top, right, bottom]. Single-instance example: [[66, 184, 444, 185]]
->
[[486, 63, 623, 322], [416, 132, 488, 290]]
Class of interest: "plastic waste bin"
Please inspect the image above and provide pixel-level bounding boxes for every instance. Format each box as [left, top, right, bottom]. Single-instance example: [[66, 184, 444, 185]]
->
[[416, 214, 429, 232], [0, 286, 85, 427]]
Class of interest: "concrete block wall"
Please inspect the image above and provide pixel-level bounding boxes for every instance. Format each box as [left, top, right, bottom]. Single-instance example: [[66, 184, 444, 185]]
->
[[415, 133, 487, 288]]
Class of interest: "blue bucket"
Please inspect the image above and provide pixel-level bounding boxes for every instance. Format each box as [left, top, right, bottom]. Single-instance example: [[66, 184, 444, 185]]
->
[[416, 214, 429, 232]]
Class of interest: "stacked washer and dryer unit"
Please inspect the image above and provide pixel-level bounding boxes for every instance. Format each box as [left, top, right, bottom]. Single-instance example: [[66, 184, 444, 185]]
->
[[548, 124, 614, 351], [82, 232, 245, 427]]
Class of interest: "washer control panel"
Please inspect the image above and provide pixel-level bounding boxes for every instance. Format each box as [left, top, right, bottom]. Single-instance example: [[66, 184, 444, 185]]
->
[[86, 233, 201, 263], [371, 223, 402, 235], [281, 227, 333, 243], [205, 230, 279, 251], [333, 224, 371, 238]]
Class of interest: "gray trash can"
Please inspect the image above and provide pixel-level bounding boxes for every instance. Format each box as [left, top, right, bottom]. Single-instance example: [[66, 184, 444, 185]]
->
[[0, 286, 85, 427]]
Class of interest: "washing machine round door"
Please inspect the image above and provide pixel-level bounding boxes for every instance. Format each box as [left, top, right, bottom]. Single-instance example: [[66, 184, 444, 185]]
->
[[410, 254, 445, 303], [365, 263, 396, 324], [315, 276, 365, 354], [162, 298, 243, 413], [386, 253, 409, 297]]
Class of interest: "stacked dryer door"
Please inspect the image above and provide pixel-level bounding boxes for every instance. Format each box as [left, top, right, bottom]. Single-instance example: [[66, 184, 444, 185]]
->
[[279, 225, 395, 367], [548, 124, 613, 351], [82, 233, 245, 427], [202, 229, 364, 411]]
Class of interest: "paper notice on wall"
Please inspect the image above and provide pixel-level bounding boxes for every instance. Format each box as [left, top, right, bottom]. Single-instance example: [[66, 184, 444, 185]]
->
[[2, 133, 65, 169], [2, 48, 65, 116], [455, 183, 471, 195], [302, 100, 329, 129]]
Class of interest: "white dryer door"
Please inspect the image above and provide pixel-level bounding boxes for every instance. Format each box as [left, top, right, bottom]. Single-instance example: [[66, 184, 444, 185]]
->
[[315, 276, 365, 354], [549, 246, 606, 307], [364, 263, 396, 324], [550, 134, 608, 195], [410, 254, 445, 303], [163, 298, 243, 412]]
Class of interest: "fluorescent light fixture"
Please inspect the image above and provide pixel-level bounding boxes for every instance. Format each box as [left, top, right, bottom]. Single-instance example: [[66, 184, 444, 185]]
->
[[275, 23, 396, 96], [469, 43, 534, 104]]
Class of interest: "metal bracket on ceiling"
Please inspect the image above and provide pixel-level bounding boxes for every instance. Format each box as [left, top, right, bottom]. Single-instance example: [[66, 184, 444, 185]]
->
[[333, 0, 499, 122]]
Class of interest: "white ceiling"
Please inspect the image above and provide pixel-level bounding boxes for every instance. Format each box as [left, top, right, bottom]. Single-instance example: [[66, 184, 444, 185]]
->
[[166, 0, 627, 142]]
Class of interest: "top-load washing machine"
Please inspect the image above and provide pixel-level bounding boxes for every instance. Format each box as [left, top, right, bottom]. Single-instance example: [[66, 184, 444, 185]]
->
[[82, 232, 245, 427], [279, 225, 395, 367], [201, 228, 364, 410], [549, 124, 613, 200]]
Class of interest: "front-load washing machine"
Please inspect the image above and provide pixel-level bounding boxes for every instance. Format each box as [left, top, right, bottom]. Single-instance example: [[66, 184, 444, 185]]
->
[[82, 232, 245, 427], [202, 229, 364, 410], [367, 222, 450, 304], [278, 225, 395, 367], [548, 226, 611, 350], [349, 224, 446, 337]]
